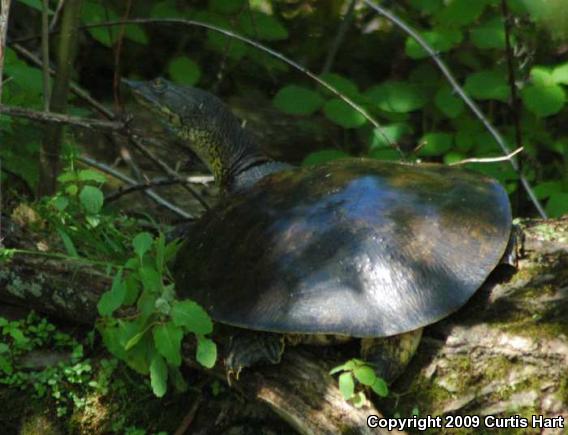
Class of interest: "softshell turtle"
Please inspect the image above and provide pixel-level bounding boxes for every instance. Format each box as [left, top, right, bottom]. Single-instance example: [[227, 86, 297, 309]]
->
[[124, 78, 512, 382]]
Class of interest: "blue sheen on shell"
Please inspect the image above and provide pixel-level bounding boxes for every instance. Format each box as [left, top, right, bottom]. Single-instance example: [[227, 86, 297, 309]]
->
[[174, 158, 511, 337]]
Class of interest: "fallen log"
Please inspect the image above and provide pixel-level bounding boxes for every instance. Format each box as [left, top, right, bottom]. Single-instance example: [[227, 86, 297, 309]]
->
[[1, 216, 567, 434]]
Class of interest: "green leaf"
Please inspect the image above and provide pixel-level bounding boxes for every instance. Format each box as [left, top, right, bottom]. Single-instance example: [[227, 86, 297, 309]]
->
[[167, 57, 201, 86], [338, 372, 355, 400], [546, 193, 568, 217], [82, 2, 120, 47], [196, 336, 217, 368], [123, 274, 141, 306], [239, 12, 288, 41], [0, 355, 13, 375], [56, 228, 78, 258], [139, 266, 163, 293], [533, 181, 564, 199], [371, 378, 389, 397], [209, 0, 245, 14], [435, 0, 486, 27], [418, 132, 454, 156], [155, 232, 166, 274], [124, 329, 148, 351], [521, 84, 566, 117], [5, 61, 45, 95], [552, 62, 568, 85], [443, 151, 466, 165], [529, 66, 555, 86], [434, 86, 464, 118], [124, 25, 148, 45], [302, 149, 350, 166], [78, 169, 106, 183], [133, 232, 153, 259], [323, 99, 366, 128], [351, 391, 367, 408], [137, 290, 158, 320], [464, 70, 510, 102], [153, 322, 183, 366], [171, 300, 213, 334], [79, 186, 104, 214], [150, 354, 168, 397], [273, 85, 324, 115], [97, 270, 126, 317], [405, 29, 462, 59], [365, 123, 412, 150], [320, 73, 360, 98], [455, 128, 476, 152], [470, 18, 506, 49], [366, 81, 426, 113], [353, 365, 376, 386]]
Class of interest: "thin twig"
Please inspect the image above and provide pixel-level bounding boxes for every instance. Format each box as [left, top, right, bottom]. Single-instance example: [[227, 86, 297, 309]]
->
[[361, 0, 547, 218], [107, 174, 213, 203], [450, 147, 524, 166], [48, 0, 65, 31], [77, 155, 193, 219], [105, 177, 180, 202], [127, 132, 211, 210], [112, 0, 132, 109], [0, 0, 12, 102], [501, 0, 524, 214], [41, 0, 50, 111], [501, 0, 523, 153], [321, 0, 357, 75], [0, 104, 125, 130], [173, 395, 203, 435]]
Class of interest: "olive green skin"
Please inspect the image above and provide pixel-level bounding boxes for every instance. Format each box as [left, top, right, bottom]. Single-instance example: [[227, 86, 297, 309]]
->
[[174, 158, 511, 338]]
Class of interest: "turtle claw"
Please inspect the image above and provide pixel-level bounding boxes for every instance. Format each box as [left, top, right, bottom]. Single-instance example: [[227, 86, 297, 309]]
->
[[224, 332, 285, 382]]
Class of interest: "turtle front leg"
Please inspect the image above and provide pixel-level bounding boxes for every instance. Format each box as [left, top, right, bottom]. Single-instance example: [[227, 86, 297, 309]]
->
[[225, 331, 285, 380], [360, 328, 423, 384]]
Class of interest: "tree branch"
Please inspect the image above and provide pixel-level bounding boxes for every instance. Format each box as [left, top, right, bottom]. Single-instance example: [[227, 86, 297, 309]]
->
[[0, 104, 125, 130], [0, 0, 12, 103], [38, 0, 83, 196]]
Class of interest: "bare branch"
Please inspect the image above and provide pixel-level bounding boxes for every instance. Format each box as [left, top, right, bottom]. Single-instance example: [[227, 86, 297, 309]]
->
[[104, 177, 181, 203], [125, 131, 211, 211], [49, 0, 65, 31], [0, 0, 12, 102], [77, 155, 193, 219], [321, 0, 357, 75], [450, 147, 524, 166], [0, 104, 125, 130], [41, 0, 50, 111]]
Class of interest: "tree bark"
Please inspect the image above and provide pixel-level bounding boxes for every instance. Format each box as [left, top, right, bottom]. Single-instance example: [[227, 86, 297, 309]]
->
[[1, 217, 567, 434]]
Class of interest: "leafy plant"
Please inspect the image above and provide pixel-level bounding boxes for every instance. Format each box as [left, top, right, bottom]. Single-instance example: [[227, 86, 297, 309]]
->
[[330, 358, 389, 407], [96, 231, 217, 397], [0, 313, 117, 417]]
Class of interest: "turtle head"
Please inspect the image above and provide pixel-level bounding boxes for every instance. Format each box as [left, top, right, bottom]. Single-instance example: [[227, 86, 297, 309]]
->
[[123, 78, 266, 188]]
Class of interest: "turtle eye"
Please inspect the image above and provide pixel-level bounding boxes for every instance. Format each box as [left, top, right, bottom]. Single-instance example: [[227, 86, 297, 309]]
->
[[152, 78, 166, 92]]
